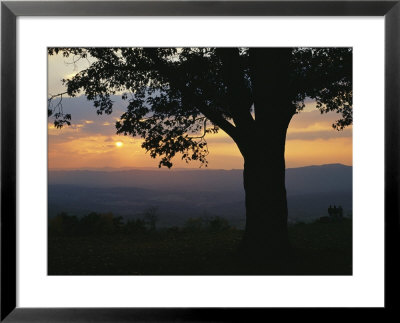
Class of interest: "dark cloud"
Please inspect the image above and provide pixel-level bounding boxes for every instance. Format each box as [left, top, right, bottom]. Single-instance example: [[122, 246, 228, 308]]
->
[[48, 95, 127, 141], [50, 95, 126, 125]]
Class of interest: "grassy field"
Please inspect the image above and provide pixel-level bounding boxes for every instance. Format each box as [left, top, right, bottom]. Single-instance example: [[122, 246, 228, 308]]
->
[[48, 217, 352, 275]]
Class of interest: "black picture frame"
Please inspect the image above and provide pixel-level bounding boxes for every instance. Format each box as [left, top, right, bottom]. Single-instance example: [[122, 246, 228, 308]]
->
[[1, 0, 399, 321]]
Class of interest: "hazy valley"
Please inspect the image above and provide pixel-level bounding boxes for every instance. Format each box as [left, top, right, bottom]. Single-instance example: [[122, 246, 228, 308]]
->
[[48, 163, 352, 228]]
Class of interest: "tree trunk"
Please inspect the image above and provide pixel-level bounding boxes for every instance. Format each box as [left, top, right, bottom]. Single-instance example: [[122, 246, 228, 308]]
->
[[236, 48, 294, 262], [237, 122, 291, 262]]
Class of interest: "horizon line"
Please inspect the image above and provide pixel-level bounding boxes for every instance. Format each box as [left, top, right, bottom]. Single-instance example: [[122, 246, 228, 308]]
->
[[48, 162, 352, 172]]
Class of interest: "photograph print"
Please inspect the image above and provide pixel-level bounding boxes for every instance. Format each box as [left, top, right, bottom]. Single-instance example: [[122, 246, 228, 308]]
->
[[48, 47, 352, 275]]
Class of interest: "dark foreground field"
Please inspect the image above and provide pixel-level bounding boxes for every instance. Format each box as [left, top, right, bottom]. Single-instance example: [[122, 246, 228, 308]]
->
[[48, 218, 352, 275]]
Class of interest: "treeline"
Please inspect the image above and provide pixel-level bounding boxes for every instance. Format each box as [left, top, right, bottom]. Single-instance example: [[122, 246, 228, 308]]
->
[[49, 211, 233, 236]]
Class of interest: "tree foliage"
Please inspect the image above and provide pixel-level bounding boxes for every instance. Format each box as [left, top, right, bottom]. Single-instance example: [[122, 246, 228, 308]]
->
[[48, 47, 352, 168]]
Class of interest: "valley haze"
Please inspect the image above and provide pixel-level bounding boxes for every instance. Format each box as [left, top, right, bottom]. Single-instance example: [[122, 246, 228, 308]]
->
[[48, 163, 352, 228]]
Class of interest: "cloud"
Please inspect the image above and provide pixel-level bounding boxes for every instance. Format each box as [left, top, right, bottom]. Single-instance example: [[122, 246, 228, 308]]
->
[[287, 128, 352, 141], [289, 109, 339, 129], [48, 96, 127, 144], [288, 109, 352, 141], [48, 95, 127, 125]]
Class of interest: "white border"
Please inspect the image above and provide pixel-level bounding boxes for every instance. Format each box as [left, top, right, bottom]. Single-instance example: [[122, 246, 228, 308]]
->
[[17, 17, 384, 307]]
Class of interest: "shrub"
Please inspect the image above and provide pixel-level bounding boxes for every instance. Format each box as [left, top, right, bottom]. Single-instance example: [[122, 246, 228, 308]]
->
[[143, 206, 158, 231], [49, 212, 79, 236], [125, 218, 147, 234], [50, 212, 125, 236], [80, 212, 115, 235], [207, 216, 230, 232], [184, 217, 204, 232]]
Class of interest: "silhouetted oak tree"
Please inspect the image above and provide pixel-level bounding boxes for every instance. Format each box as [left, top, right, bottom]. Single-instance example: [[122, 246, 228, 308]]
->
[[48, 48, 352, 258]]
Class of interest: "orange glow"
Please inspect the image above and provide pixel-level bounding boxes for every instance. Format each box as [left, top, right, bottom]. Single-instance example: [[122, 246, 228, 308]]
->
[[48, 125, 352, 170], [47, 102, 352, 170], [285, 138, 352, 168]]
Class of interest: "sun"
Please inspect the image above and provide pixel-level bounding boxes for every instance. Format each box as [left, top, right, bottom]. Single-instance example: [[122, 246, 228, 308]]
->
[[115, 141, 123, 148]]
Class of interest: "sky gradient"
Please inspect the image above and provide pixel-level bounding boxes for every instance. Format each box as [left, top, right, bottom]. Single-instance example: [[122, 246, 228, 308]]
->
[[48, 52, 352, 170]]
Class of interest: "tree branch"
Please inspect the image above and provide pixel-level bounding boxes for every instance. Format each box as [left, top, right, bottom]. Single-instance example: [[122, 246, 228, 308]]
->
[[197, 105, 238, 140], [215, 48, 254, 131], [188, 118, 207, 139], [48, 92, 68, 114]]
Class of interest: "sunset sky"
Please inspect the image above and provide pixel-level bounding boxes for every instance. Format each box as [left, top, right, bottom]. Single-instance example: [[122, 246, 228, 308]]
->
[[48, 52, 352, 170]]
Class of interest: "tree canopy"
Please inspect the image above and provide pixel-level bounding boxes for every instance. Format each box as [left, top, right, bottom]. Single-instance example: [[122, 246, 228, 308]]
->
[[48, 47, 352, 168]]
